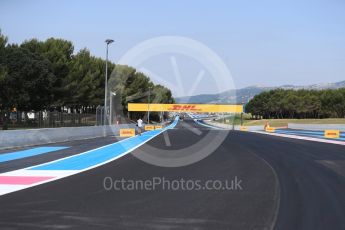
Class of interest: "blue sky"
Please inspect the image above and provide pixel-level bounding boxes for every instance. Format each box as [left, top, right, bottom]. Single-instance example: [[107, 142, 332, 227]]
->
[[1, 0, 344, 96]]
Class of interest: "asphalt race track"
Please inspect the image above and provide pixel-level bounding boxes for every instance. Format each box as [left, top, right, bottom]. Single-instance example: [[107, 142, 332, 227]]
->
[[1, 119, 345, 229]]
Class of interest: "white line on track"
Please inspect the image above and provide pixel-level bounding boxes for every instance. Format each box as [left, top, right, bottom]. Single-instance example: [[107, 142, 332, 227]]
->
[[163, 131, 171, 146], [252, 131, 345, 146], [181, 122, 203, 135]]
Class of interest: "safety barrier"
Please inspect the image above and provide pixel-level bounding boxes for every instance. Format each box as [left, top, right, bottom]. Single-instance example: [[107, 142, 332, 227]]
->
[[324, 130, 340, 139], [120, 128, 135, 137], [265, 127, 276, 133], [240, 126, 248, 131], [202, 121, 264, 131], [0, 124, 136, 150], [144, 125, 155, 131], [288, 123, 345, 132]]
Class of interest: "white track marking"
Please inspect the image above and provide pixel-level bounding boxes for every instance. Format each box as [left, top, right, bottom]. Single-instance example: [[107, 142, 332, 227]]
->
[[252, 131, 345, 146], [163, 131, 171, 146], [2, 170, 77, 177], [181, 122, 203, 135]]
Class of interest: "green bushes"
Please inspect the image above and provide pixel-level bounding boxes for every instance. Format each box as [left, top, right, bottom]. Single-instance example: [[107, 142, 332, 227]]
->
[[246, 88, 345, 119]]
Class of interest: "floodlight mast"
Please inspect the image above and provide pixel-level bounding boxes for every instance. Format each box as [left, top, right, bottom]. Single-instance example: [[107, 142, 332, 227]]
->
[[103, 39, 114, 136]]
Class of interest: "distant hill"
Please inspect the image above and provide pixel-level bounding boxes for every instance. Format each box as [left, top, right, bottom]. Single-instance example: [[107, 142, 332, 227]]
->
[[175, 80, 345, 104]]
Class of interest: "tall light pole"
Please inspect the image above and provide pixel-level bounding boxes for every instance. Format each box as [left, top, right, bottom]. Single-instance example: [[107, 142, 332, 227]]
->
[[104, 39, 114, 127], [148, 86, 152, 124]]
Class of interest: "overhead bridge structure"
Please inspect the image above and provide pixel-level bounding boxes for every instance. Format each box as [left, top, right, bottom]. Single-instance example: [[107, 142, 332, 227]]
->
[[128, 103, 243, 113]]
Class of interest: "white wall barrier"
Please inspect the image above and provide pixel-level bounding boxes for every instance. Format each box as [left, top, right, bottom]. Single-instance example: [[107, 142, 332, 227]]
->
[[234, 125, 264, 131], [288, 123, 345, 132], [203, 120, 264, 131], [0, 124, 136, 150], [203, 120, 345, 132]]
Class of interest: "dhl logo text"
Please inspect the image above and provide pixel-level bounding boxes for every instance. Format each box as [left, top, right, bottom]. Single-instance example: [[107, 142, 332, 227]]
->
[[167, 105, 201, 111]]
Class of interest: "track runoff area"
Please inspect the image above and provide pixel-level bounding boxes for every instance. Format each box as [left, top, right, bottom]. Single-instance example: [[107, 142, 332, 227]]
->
[[1, 104, 345, 229]]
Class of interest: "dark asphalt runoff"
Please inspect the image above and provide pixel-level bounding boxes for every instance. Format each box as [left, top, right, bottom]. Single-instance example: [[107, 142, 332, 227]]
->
[[0, 136, 123, 173], [0, 119, 345, 230]]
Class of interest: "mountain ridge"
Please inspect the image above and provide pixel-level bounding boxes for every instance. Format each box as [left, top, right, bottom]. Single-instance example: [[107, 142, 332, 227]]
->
[[175, 80, 345, 104]]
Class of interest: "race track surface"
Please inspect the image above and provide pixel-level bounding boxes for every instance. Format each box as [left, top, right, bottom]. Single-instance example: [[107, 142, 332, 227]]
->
[[0, 119, 345, 229]]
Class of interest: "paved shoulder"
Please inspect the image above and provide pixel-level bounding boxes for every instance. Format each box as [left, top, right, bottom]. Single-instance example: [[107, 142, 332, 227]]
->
[[236, 131, 345, 230]]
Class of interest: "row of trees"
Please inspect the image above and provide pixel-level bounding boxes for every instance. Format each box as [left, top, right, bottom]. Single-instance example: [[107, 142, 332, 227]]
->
[[246, 88, 345, 119], [0, 30, 174, 127], [108, 65, 174, 121]]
